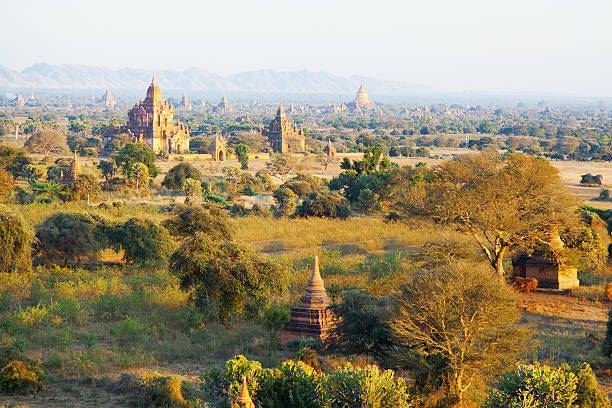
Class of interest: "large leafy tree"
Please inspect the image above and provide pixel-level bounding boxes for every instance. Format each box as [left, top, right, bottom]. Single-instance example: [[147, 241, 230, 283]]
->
[[97, 160, 117, 182], [163, 205, 233, 240], [391, 153, 578, 277], [170, 235, 287, 323], [235, 143, 249, 170], [0, 146, 31, 178], [110, 218, 171, 267], [65, 174, 100, 203], [128, 162, 149, 189], [162, 163, 202, 191], [0, 168, 15, 202], [389, 262, 529, 408], [112, 143, 159, 178], [24, 129, 69, 155]]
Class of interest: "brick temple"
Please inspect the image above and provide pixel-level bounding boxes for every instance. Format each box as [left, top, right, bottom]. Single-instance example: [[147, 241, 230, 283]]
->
[[280, 256, 337, 346], [263, 101, 305, 153]]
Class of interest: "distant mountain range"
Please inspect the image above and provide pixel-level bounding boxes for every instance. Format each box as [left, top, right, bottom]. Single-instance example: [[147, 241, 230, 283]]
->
[[0, 63, 433, 95]]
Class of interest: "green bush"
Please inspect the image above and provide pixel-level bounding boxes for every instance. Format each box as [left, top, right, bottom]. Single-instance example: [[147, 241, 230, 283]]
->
[[162, 163, 202, 191], [110, 318, 151, 345], [163, 205, 233, 240], [327, 364, 417, 408], [295, 191, 351, 219], [0, 360, 44, 392], [111, 218, 171, 266], [484, 363, 578, 408], [572, 363, 611, 408], [282, 174, 323, 197], [0, 205, 33, 272]]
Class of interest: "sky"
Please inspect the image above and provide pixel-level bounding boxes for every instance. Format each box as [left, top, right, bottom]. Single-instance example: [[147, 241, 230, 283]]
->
[[1, 0, 611, 96]]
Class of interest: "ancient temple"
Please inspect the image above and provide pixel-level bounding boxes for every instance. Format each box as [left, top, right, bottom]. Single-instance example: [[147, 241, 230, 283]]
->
[[62, 151, 81, 183], [511, 229, 579, 290], [233, 377, 255, 408], [207, 132, 227, 161], [13, 93, 26, 107], [213, 95, 233, 113], [347, 82, 375, 111], [323, 139, 336, 157], [280, 256, 337, 346], [178, 93, 192, 111], [105, 75, 190, 154], [263, 101, 305, 153], [100, 89, 116, 107]]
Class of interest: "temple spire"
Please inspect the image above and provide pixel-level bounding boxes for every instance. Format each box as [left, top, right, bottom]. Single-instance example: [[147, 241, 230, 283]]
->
[[151, 73, 157, 85], [277, 100, 286, 118], [233, 376, 254, 408]]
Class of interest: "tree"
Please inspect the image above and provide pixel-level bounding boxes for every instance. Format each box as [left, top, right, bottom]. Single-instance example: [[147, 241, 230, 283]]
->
[[35, 213, 103, 266], [0, 146, 31, 178], [24, 129, 69, 155], [222, 166, 244, 198], [65, 174, 100, 203], [163, 205, 233, 240], [477, 120, 494, 134], [295, 191, 351, 219], [580, 173, 602, 185], [162, 163, 202, 191], [266, 155, 304, 183], [169, 234, 288, 323], [330, 290, 392, 359], [392, 153, 577, 277], [110, 218, 170, 267], [129, 162, 148, 189], [235, 143, 249, 170], [182, 178, 203, 205], [273, 187, 297, 216], [112, 143, 159, 178], [389, 262, 528, 407], [23, 164, 46, 181], [0, 206, 32, 272], [97, 160, 117, 182], [0, 168, 15, 202]]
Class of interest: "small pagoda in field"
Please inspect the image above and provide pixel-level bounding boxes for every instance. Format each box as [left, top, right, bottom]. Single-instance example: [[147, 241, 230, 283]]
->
[[61, 151, 81, 183], [280, 256, 337, 346], [233, 376, 254, 408]]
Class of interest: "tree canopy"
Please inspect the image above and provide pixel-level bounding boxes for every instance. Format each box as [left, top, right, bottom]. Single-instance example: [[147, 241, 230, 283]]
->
[[112, 143, 159, 178], [24, 129, 69, 155], [162, 163, 202, 191]]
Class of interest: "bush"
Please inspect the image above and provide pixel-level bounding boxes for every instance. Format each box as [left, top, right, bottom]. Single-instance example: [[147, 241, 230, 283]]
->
[[0, 205, 32, 272], [581, 173, 602, 185], [273, 188, 298, 216], [282, 174, 323, 197], [111, 218, 171, 266], [163, 205, 233, 241], [483, 363, 609, 408], [163, 163, 202, 191], [326, 364, 418, 408], [35, 212, 103, 266], [295, 191, 351, 219], [0, 360, 44, 392]]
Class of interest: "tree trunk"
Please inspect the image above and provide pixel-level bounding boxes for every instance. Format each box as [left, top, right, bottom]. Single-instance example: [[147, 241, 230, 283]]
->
[[493, 245, 508, 279]]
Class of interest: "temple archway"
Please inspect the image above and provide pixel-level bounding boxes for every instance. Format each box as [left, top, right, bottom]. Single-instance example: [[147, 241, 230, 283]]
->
[[218, 151, 225, 161]]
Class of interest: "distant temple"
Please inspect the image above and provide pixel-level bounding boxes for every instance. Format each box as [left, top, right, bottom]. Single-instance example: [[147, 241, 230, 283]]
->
[[347, 82, 375, 112], [105, 75, 190, 154], [280, 256, 337, 345], [207, 132, 227, 161], [323, 139, 336, 157], [178, 93, 192, 111], [62, 151, 81, 183], [213, 95, 233, 113], [263, 101, 305, 153], [13, 93, 26, 107], [100, 89, 116, 107]]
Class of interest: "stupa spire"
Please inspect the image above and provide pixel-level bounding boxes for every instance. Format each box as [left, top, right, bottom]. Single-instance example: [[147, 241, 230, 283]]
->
[[232, 376, 255, 408]]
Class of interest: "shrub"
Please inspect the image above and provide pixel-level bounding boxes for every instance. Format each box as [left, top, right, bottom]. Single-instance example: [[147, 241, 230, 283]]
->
[[35, 212, 103, 266], [0, 205, 32, 272], [484, 363, 579, 408], [572, 363, 611, 408], [272, 187, 298, 216], [295, 191, 351, 219], [282, 174, 323, 197], [112, 143, 160, 178], [0, 168, 15, 202], [581, 173, 602, 185], [326, 364, 418, 408], [163, 205, 233, 241], [111, 218, 171, 266], [110, 318, 150, 345], [163, 163, 202, 191], [64, 174, 101, 202], [0, 360, 44, 392]]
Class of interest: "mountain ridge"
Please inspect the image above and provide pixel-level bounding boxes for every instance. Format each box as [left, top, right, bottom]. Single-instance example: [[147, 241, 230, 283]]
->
[[0, 63, 433, 95]]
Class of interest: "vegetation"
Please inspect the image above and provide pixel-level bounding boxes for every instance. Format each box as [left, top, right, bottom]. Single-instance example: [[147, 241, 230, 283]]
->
[[0, 206, 32, 272], [162, 163, 202, 191]]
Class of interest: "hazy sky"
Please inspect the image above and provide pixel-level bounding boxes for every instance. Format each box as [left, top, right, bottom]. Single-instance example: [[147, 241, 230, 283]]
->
[[2, 0, 611, 96]]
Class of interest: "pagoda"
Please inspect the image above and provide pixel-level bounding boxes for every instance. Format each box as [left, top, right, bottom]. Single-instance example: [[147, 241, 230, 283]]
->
[[323, 139, 336, 157], [213, 95, 233, 113], [207, 133, 227, 161], [347, 82, 375, 111], [280, 256, 337, 346], [232, 376, 255, 408], [263, 101, 305, 153], [178, 92, 193, 111], [100, 89, 116, 107], [63, 151, 81, 183]]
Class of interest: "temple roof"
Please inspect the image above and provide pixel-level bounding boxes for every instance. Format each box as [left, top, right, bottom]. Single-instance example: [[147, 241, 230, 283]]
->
[[300, 256, 330, 308], [233, 376, 254, 408], [146, 74, 162, 103], [276, 101, 286, 119]]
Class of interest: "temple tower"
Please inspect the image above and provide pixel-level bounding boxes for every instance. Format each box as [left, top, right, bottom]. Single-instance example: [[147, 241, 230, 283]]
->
[[207, 132, 227, 161], [280, 256, 337, 345], [232, 376, 255, 408]]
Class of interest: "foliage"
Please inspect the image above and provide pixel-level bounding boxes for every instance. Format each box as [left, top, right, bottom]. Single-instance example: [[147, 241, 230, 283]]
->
[[163, 163, 202, 191], [111, 218, 171, 266], [392, 153, 578, 276], [581, 173, 602, 185], [484, 363, 580, 408], [330, 290, 392, 359], [0, 146, 32, 178], [112, 143, 160, 178], [182, 178, 203, 205], [0, 360, 44, 392], [560, 223, 608, 271], [266, 155, 305, 183], [235, 143, 249, 170], [282, 174, 324, 198], [35, 212, 103, 266], [163, 205, 233, 241], [65, 174, 100, 202], [295, 190, 351, 219], [129, 162, 149, 189], [0, 206, 32, 272], [97, 160, 118, 182], [389, 261, 529, 406], [170, 234, 287, 322], [273, 187, 298, 216], [24, 129, 69, 155], [0, 168, 15, 202], [326, 364, 417, 408]]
